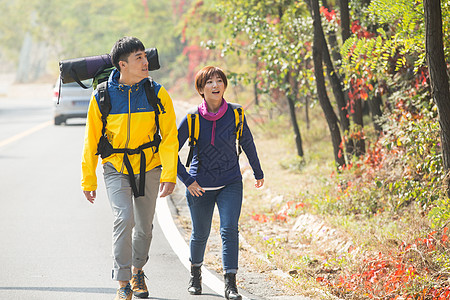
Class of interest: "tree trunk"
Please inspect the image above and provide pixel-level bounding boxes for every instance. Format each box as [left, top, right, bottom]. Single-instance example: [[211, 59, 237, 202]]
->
[[368, 92, 383, 133], [303, 59, 312, 130], [311, 0, 346, 167], [424, 0, 450, 195], [340, 0, 365, 156], [339, 0, 351, 41], [287, 95, 304, 157], [312, 0, 353, 159], [353, 98, 366, 156], [322, 0, 341, 63], [253, 81, 259, 106], [274, 2, 303, 157], [286, 71, 304, 157], [254, 59, 259, 106], [305, 96, 310, 130], [361, 0, 371, 7], [320, 24, 354, 158]]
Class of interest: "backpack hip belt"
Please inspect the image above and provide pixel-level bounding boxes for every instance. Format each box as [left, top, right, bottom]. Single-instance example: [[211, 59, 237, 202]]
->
[[97, 136, 161, 198]]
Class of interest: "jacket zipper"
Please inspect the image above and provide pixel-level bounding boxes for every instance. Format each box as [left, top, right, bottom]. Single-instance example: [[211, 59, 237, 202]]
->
[[121, 88, 132, 173]]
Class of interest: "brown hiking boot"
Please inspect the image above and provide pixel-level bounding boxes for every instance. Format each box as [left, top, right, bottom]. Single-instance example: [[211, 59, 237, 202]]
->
[[114, 283, 132, 300], [130, 270, 149, 298]]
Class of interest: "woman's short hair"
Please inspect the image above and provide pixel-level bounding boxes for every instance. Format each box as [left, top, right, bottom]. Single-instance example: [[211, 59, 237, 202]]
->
[[195, 66, 228, 98]]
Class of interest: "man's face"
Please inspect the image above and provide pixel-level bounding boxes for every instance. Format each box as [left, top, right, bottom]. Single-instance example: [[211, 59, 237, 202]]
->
[[121, 50, 148, 83]]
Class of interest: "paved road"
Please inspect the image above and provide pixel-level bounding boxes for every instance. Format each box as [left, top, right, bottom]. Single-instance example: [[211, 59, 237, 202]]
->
[[0, 89, 264, 300]]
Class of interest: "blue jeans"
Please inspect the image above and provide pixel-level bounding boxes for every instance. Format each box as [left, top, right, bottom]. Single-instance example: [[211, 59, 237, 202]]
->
[[186, 181, 243, 273]]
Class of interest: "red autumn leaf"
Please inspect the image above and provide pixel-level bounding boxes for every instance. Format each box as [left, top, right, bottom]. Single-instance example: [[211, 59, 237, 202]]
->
[[361, 89, 369, 100], [251, 213, 269, 223], [295, 203, 305, 209], [422, 74, 427, 85]]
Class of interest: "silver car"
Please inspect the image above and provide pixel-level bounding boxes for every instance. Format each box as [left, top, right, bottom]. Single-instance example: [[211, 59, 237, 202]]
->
[[52, 77, 93, 125]]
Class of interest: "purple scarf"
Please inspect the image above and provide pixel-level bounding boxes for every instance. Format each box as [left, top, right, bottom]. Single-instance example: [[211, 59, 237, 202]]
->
[[198, 99, 228, 146]]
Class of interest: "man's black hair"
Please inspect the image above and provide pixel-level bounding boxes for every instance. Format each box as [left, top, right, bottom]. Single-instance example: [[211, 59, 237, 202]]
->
[[110, 37, 145, 72]]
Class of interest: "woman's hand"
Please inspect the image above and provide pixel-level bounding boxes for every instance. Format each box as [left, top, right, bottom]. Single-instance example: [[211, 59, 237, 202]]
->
[[255, 178, 264, 188], [188, 181, 205, 197]]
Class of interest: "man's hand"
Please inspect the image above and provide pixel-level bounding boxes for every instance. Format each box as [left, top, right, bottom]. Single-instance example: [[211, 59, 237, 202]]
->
[[159, 182, 176, 198], [83, 190, 96, 204]]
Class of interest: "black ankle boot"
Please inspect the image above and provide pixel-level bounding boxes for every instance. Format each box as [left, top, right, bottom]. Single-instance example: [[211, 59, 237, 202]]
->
[[224, 273, 242, 300], [188, 265, 202, 295]]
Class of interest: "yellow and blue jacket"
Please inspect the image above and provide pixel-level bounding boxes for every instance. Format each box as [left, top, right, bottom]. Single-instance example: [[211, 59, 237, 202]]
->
[[81, 69, 178, 191]]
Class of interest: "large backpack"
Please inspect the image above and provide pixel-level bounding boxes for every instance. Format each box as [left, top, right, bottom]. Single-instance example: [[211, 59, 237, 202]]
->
[[58, 48, 159, 103], [95, 77, 165, 198], [59, 48, 159, 86], [185, 103, 244, 167]]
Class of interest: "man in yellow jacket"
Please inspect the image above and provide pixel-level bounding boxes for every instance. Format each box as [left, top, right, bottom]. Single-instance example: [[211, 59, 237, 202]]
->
[[81, 36, 178, 300]]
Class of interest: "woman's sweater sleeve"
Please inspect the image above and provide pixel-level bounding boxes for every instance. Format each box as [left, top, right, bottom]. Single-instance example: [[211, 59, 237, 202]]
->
[[240, 116, 264, 180], [177, 116, 196, 187]]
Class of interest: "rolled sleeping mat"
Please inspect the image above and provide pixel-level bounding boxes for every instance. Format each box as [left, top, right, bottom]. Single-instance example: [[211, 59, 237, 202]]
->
[[59, 48, 160, 88]]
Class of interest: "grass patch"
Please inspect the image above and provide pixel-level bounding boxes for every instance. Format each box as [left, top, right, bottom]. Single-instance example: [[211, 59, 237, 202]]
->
[[239, 103, 450, 299]]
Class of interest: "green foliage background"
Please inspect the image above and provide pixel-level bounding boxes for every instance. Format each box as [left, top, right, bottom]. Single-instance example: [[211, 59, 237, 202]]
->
[[0, 0, 184, 82]]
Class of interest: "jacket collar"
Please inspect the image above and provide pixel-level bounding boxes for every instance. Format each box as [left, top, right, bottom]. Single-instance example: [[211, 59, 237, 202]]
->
[[108, 69, 148, 93]]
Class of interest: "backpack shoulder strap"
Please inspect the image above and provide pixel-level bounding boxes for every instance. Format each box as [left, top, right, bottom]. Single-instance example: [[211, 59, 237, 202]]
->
[[143, 78, 164, 153], [186, 106, 199, 167], [144, 78, 165, 115], [97, 81, 111, 136], [229, 103, 244, 155], [228, 103, 244, 140]]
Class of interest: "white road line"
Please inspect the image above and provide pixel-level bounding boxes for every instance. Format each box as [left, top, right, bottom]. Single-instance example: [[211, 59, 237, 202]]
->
[[156, 196, 250, 299], [0, 120, 52, 149]]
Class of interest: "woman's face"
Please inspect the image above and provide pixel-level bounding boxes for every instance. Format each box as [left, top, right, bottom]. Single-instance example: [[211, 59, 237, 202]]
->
[[200, 74, 225, 103]]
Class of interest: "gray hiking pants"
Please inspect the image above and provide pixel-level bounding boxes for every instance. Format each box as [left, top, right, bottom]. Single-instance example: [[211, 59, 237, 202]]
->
[[103, 162, 161, 281]]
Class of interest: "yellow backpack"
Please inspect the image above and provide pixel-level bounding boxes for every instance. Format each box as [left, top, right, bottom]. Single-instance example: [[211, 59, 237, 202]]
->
[[185, 103, 245, 167]]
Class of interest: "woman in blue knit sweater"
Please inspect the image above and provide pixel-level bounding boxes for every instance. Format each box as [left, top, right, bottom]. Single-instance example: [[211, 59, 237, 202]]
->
[[177, 66, 264, 300]]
